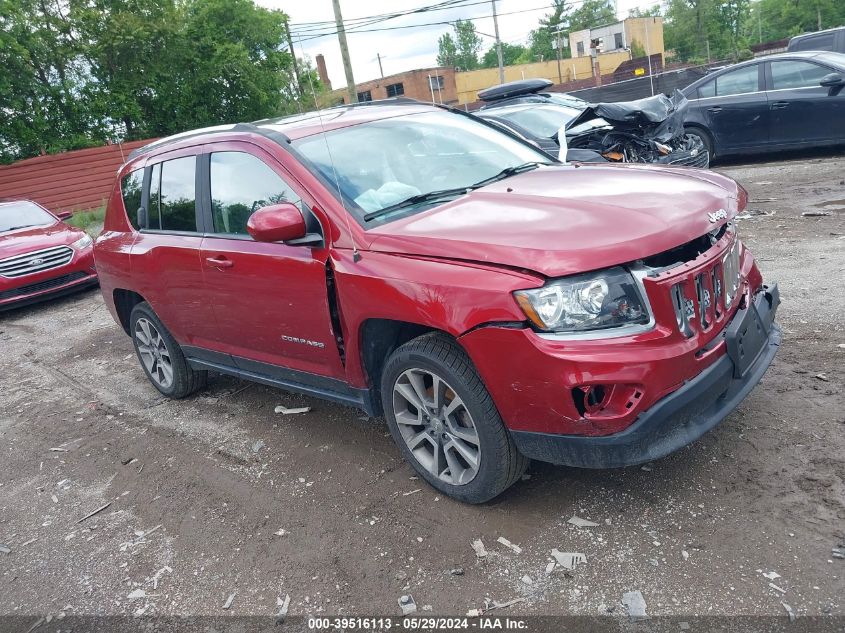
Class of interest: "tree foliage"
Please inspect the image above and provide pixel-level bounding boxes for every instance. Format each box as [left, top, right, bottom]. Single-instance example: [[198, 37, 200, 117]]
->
[[0, 0, 319, 163], [436, 19, 482, 70], [481, 42, 527, 68]]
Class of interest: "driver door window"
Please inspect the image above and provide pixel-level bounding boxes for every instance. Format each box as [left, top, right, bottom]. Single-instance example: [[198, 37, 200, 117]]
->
[[209, 151, 303, 235]]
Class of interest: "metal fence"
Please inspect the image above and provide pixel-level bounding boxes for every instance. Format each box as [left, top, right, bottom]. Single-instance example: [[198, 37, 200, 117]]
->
[[0, 139, 152, 214]]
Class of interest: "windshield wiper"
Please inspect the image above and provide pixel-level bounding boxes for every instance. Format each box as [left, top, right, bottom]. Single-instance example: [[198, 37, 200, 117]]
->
[[469, 161, 544, 189], [363, 187, 472, 221], [4, 225, 33, 231]]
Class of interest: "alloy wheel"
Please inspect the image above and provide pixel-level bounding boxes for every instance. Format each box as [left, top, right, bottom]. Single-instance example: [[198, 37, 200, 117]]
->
[[134, 317, 174, 389], [392, 368, 481, 485]]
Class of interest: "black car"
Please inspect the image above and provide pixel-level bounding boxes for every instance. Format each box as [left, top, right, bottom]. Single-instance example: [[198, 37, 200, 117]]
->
[[475, 80, 709, 167], [788, 26, 845, 54], [681, 51, 845, 158]]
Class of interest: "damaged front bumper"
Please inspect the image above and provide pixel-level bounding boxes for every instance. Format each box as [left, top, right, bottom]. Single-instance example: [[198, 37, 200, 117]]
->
[[509, 285, 781, 468]]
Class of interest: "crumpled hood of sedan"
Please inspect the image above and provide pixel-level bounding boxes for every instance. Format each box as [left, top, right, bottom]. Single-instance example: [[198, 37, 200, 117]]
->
[[367, 164, 742, 277]]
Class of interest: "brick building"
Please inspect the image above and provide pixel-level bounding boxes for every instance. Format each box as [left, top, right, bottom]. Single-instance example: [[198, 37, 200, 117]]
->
[[330, 67, 458, 105]]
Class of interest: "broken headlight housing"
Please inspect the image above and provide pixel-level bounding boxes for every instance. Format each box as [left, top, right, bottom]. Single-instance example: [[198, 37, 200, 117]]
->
[[514, 267, 650, 333]]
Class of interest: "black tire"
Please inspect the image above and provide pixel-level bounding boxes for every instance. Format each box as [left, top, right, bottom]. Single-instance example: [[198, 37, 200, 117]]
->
[[684, 126, 715, 160], [380, 333, 527, 504], [129, 302, 207, 399]]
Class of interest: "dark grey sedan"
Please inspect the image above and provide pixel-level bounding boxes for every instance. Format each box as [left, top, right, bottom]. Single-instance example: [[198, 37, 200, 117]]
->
[[682, 51, 845, 159]]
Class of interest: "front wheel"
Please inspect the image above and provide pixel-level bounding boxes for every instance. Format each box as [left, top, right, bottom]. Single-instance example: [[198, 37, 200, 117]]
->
[[380, 333, 527, 504], [683, 127, 715, 160], [129, 302, 207, 399]]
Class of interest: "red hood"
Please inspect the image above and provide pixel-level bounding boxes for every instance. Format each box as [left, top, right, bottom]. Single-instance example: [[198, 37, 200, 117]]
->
[[0, 222, 85, 259], [367, 164, 743, 277]]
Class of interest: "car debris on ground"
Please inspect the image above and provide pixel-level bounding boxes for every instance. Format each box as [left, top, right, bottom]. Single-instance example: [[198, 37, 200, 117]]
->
[[567, 515, 599, 528], [398, 594, 417, 615], [551, 549, 586, 570], [471, 539, 487, 558], [222, 592, 236, 610], [622, 590, 648, 619], [0, 544, 10, 554], [496, 536, 522, 554], [275, 594, 290, 624], [274, 405, 311, 415]]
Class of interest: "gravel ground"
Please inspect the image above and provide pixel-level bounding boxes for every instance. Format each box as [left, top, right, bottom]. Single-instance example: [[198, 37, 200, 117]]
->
[[0, 153, 843, 625]]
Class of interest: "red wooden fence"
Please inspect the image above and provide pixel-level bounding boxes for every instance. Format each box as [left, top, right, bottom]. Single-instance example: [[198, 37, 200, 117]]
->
[[0, 139, 154, 214]]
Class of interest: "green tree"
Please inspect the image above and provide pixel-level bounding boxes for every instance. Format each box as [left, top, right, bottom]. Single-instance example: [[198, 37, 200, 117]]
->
[[0, 0, 101, 162], [436, 32, 459, 67], [481, 42, 527, 68], [1, 0, 305, 163], [436, 19, 481, 70]]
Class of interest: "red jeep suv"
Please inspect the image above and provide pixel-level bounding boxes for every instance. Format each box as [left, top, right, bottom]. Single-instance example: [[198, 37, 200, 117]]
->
[[95, 101, 780, 503]]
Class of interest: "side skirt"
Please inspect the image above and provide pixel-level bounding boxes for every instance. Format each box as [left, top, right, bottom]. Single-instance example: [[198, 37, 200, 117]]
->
[[183, 346, 377, 416]]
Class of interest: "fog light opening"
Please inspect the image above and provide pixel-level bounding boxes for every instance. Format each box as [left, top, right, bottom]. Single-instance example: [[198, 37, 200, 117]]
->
[[572, 384, 610, 417]]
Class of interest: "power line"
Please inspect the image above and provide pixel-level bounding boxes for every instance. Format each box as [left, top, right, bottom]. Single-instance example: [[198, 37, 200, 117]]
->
[[291, 3, 560, 44]]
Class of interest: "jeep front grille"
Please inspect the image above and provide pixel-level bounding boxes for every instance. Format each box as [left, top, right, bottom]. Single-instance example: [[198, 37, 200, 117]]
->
[[0, 245, 74, 278]]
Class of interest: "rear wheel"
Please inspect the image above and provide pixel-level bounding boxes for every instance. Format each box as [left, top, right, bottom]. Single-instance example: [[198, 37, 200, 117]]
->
[[684, 127, 715, 160], [129, 302, 207, 399], [381, 333, 527, 504]]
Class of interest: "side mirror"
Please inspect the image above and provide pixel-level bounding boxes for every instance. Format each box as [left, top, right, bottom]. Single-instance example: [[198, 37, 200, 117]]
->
[[820, 72, 845, 96], [56, 211, 73, 221], [820, 72, 844, 87], [247, 203, 307, 243]]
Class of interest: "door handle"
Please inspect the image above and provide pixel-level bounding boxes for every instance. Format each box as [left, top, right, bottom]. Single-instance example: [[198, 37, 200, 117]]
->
[[205, 256, 233, 269], [771, 101, 789, 109], [707, 106, 722, 113]]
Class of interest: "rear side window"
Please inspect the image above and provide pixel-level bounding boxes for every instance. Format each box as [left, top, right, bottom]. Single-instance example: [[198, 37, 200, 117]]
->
[[791, 33, 835, 52], [209, 152, 302, 235], [121, 169, 144, 230], [714, 65, 759, 96], [147, 156, 197, 232], [770, 60, 830, 89]]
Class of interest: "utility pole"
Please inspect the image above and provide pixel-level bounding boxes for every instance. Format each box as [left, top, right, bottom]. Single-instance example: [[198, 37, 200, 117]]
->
[[706, 39, 711, 63], [376, 53, 384, 79], [491, 0, 504, 84], [284, 20, 302, 98], [757, 8, 762, 44], [332, 0, 357, 103], [817, 5, 822, 30], [553, 28, 564, 84]]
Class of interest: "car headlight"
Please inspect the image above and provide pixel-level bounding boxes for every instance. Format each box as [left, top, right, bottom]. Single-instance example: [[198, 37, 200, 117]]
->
[[72, 234, 93, 250], [514, 266, 650, 333]]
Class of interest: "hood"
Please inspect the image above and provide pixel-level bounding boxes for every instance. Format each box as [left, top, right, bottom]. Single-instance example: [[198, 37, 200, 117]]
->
[[566, 89, 688, 142], [0, 222, 84, 260], [367, 164, 742, 277]]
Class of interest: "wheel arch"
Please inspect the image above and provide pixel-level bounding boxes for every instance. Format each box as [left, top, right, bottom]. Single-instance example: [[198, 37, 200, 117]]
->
[[113, 288, 146, 335], [358, 319, 459, 417]]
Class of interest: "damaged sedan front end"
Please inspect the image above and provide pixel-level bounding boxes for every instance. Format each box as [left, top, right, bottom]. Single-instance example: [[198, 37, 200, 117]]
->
[[475, 80, 709, 168], [564, 90, 709, 167]]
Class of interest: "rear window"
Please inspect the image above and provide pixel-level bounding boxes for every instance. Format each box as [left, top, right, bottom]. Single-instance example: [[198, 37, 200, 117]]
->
[[790, 33, 835, 52], [121, 169, 144, 230]]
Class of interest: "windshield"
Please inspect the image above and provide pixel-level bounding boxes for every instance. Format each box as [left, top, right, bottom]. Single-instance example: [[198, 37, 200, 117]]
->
[[0, 201, 55, 233], [293, 110, 551, 223], [492, 104, 583, 139]]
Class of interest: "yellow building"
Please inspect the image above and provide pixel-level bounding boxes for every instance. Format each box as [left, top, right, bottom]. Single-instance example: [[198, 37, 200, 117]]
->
[[454, 51, 631, 105]]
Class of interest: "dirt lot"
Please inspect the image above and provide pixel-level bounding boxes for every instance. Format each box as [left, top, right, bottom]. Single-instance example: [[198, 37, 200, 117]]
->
[[1, 153, 843, 625]]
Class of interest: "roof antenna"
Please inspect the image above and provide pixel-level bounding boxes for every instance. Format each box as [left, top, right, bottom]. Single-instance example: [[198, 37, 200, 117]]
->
[[296, 35, 361, 263]]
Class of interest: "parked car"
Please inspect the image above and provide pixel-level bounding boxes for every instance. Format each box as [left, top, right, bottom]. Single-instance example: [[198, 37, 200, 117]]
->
[[0, 200, 97, 311], [682, 51, 845, 158], [477, 80, 709, 167], [477, 77, 588, 109], [96, 101, 780, 503], [787, 26, 845, 54]]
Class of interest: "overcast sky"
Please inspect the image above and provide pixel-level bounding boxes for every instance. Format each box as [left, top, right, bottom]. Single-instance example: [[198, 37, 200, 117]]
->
[[257, 0, 659, 89]]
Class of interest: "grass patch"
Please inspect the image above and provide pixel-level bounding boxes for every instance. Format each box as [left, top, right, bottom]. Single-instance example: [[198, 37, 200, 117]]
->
[[65, 207, 105, 237]]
